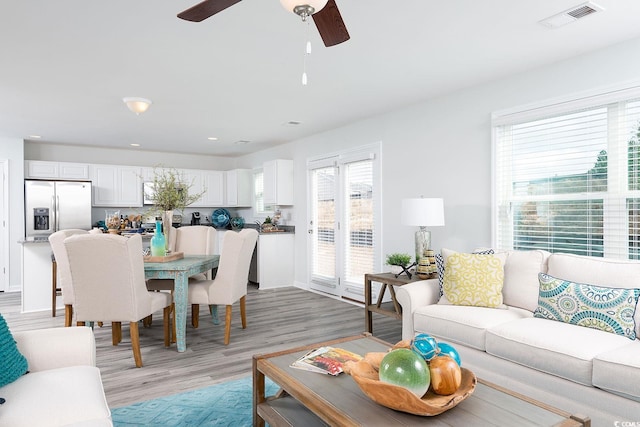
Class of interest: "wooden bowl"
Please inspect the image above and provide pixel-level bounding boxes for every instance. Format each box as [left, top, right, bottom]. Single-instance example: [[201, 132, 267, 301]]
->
[[346, 362, 477, 416]]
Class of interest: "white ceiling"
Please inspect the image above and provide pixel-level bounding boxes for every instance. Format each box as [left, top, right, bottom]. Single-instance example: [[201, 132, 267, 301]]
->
[[2, 1, 640, 157]]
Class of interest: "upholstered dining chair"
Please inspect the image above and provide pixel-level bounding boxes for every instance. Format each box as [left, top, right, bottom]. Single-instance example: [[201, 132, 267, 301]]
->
[[48, 229, 89, 327], [189, 228, 258, 345], [146, 225, 217, 335], [146, 225, 217, 292], [64, 233, 172, 368]]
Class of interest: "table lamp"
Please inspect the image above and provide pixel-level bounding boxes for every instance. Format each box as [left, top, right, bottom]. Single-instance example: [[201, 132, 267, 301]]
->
[[401, 197, 445, 263]]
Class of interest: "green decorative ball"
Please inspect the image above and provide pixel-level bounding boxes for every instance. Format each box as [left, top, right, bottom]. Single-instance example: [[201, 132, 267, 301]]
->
[[379, 348, 431, 398]]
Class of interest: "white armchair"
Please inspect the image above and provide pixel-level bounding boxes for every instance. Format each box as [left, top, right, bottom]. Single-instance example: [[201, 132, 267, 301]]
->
[[0, 327, 112, 426]]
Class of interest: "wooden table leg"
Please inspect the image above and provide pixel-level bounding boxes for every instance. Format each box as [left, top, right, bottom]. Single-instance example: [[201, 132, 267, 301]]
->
[[364, 275, 373, 333], [253, 356, 266, 427]]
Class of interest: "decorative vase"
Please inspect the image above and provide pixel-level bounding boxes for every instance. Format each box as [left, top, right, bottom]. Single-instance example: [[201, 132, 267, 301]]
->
[[150, 220, 166, 257], [162, 210, 173, 253]]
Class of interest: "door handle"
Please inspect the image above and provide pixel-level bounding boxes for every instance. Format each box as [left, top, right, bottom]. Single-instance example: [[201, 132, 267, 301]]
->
[[308, 229, 313, 234]]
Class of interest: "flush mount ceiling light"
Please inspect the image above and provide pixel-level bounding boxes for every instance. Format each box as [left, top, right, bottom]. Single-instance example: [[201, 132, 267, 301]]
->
[[123, 97, 152, 115]]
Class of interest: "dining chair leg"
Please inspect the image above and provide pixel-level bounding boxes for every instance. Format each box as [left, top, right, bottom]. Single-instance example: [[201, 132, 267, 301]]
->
[[163, 306, 171, 347], [224, 305, 233, 345], [65, 305, 73, 327], [143, 315, 152, 328], [192, 304, 200, 328], [240, 295, 247, 330], [130, 321, 143, 368], [112, 322, 122, 345]]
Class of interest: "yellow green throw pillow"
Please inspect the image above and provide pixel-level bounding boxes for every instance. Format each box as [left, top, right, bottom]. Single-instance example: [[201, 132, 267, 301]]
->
[[442, 253, 505, 308]]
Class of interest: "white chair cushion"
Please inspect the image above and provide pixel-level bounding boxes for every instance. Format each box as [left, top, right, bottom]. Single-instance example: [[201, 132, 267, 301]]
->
[[413, 304, 532, 350], [486, 317, 632, 386], [593, 341, 640, 399], [0, 366, 111, 427]]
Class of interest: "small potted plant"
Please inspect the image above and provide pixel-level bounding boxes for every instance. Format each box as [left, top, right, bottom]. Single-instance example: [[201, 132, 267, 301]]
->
[[386, 253, 412, 275]]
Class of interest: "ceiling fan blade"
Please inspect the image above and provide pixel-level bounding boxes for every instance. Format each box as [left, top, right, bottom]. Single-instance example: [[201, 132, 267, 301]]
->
[[312, 0, 350, 47], [177, 0, 242, 22]]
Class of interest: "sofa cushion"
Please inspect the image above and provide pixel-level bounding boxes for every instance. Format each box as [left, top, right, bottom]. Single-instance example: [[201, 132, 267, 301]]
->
[[436, 248, 494, 297], [593, 341, 640, 399], [441, 253, 505, 308], [499, 250, 551, 312], [0, 313, 28, 388], [486, 317, 632, 386], [413, 304, 532, 350], [0, 365, 111, 427], [534, 273, 640, 340], [547, 253, 640, 337]]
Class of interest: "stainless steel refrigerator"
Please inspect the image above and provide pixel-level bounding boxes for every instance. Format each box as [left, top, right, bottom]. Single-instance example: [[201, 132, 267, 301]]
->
[[25, 179, 92, 239]]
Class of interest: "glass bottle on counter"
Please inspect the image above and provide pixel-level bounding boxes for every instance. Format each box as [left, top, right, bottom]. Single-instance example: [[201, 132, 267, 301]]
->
[[150, 219, 166, 257]]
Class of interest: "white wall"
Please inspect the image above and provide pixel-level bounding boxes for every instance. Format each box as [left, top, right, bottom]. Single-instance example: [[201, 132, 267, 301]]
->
[[13, 36, 640, 292], [0, 139, 25, 292], [237, 36, 640, 288]]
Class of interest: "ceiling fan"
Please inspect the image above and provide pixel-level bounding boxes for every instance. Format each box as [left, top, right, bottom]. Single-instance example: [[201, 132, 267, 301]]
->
[[177, 0, 350, 47]]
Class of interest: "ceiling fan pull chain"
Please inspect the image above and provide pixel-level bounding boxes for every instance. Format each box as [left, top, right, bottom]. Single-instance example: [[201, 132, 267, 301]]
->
[[302, 20, 312, 85]]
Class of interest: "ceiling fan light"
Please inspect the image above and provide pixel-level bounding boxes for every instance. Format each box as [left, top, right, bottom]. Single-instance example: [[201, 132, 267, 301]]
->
[[123, 97, 152, 115], [280, 0, 328, 15]]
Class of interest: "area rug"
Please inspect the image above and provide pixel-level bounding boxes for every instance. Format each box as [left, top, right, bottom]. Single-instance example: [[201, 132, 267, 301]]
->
[[111, 376, 279, 426]]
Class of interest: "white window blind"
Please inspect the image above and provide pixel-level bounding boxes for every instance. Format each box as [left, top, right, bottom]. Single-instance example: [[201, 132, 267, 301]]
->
[[343, 159, 374, 284], [253, 169, 273, 215], [494, 92, 640, 259]]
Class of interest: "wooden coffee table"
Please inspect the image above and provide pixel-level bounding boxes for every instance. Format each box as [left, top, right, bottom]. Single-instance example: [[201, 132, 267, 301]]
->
[[253, 334, 591, 427]]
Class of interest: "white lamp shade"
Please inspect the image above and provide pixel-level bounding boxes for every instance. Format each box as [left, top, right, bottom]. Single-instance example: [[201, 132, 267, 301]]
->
[[123, 97, 152, 115], [401, 198, 445, 227], [280, 0, 328, 13]]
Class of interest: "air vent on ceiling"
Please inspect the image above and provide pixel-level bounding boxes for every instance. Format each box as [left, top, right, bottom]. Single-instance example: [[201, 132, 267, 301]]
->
[[539, 2, 604, 29]]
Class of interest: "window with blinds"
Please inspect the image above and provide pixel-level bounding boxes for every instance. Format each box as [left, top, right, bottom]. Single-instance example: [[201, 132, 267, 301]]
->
[[344, 160, 374, 284], [493, 89, 640, 259], [253, 169, 273, 216]]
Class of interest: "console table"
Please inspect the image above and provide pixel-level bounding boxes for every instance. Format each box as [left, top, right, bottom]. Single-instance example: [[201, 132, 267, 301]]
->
[[364, 272, 424, 333]]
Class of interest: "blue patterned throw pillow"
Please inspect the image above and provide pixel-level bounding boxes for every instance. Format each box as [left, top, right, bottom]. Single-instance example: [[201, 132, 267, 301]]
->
[[0, 313, 28, 388], [534, 273, 640, 340]]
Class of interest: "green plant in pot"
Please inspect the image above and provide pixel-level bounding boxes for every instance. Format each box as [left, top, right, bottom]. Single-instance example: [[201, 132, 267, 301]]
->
[[386, 253, 412, 275], [145, 166, 205, 253]]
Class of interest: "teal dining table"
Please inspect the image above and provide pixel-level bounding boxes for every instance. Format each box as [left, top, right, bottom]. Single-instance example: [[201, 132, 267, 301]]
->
[[144, 254, 220, 352]]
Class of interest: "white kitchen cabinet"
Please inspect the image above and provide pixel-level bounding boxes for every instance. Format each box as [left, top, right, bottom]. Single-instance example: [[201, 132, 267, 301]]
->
[[91, 164, 142, 207], [201, 170, 224, 207], [263, 159, 293, 206], [253, 233, 294, 289], [25, 160, 89, 180], [225, 169, 252, 207], [180, 169, 205, 207]]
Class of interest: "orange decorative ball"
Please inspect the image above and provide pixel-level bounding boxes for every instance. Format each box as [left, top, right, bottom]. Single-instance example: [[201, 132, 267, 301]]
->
[[429, 355, 462, 395]]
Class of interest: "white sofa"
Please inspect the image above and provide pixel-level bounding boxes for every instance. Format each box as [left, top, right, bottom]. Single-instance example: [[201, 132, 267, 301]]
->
[[396, 250, 640, 425], [0, 326, 112, 427]]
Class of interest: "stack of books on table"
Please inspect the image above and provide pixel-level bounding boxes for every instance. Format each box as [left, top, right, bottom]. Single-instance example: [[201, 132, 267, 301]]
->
[[290, 346, 363, 376]]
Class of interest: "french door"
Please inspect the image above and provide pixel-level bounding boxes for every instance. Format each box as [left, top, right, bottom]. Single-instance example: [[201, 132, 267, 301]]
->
[[307, 145, 381, 301]]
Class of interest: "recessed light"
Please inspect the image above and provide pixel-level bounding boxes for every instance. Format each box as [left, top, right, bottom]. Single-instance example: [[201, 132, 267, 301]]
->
[[28, 135, 42, 139], [234, 140, 251, 145], [283, 121, 302, 126], [207, 137, 218, 141], [130, 143, 141, 147]]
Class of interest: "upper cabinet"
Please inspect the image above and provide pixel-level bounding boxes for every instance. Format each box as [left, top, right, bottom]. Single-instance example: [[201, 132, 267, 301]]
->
[[263, 159, 293, 206], [91, 165, 142, 207], [225, 169, 252, 207], [200, 170, 224, 207], [25, 161, 89, 180]]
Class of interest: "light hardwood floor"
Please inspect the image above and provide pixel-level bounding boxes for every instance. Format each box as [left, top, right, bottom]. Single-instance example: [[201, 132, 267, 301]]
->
[[1, 284, 402, 408]]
